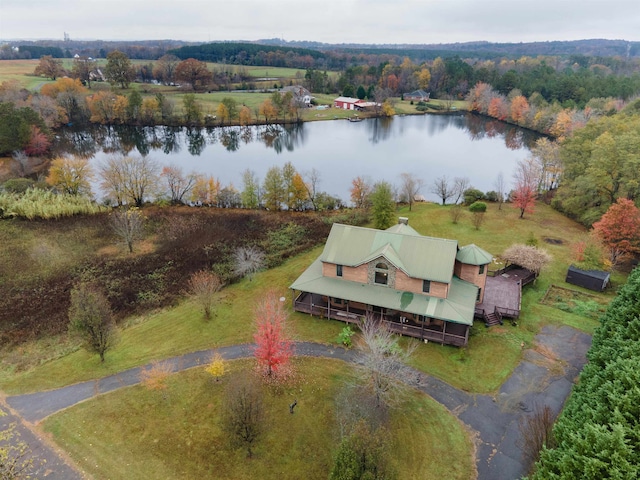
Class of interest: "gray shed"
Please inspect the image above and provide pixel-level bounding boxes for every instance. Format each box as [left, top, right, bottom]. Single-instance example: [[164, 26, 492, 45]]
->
[[565, 265, 610, 292]]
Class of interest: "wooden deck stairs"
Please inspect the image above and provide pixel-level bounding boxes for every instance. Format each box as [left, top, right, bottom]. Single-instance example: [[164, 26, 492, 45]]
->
[[484, 308, 503, 327]]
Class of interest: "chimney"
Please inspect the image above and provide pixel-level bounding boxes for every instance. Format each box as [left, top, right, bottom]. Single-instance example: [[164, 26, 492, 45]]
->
[[398, 217, 409, 225]]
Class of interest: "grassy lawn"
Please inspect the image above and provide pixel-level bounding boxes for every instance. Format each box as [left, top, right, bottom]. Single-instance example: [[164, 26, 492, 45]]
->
[[43, 357, 475, 480]]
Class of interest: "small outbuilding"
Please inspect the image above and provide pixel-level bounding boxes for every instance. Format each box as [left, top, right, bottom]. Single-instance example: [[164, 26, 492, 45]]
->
[[565, 265, 610, 292]]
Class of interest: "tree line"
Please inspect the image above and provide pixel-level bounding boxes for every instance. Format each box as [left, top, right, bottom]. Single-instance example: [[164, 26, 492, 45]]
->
[[528, 266, 640, 479]]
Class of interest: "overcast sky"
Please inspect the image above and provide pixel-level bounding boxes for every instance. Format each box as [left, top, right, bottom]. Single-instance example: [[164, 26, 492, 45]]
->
[[1, 0, 638, 45]]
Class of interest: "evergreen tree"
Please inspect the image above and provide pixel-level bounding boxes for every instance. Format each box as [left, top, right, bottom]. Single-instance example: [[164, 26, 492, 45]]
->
[[370, 181, 395, 229]]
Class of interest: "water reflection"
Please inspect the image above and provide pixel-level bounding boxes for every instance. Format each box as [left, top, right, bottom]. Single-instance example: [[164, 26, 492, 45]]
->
[[53, 114, 540, 203], [54, 114, 539, 159]]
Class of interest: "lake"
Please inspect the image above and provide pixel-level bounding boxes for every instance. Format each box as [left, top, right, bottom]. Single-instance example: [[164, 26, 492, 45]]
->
[[54, 113, 541, 204]]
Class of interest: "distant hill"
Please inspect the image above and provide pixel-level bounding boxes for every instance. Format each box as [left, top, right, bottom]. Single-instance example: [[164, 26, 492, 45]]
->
[[258, 38, 640, 59]]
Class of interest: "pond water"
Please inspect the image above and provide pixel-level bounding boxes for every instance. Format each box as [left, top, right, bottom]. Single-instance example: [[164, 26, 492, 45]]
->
[[54, 113, 541, 204]]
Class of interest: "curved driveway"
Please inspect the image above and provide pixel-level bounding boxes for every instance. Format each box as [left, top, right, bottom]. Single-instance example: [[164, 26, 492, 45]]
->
[[4, 324, 591, 480]]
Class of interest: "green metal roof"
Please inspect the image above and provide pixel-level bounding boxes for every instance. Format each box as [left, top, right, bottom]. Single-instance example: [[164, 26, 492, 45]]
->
[[384, 223, 422, 236], [319, 224, 458, 283], [456, 244, 493, 266], [290, 259, 477, 326]]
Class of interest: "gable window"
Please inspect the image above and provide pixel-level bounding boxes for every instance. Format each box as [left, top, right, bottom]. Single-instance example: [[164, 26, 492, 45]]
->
[[336, 264, 343, 277], [374, 262, 389, 285], [423, 280, 431, 293], [479, 264, 485, 275]]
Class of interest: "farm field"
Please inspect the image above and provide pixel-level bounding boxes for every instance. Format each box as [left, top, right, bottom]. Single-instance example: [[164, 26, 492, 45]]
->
[[0, 59, 462, 124]]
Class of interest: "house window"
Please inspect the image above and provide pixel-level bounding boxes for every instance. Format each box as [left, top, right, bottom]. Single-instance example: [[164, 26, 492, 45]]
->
[[336, 265, 343, 277], [423, 280, 431, 293], [479, 264, 485, 275], [374, 262, 389, 285], [476, 288, 482, 302]]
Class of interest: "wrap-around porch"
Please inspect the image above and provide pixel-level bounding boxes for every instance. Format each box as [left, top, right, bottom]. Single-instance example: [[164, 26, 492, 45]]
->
[[293, 292, 469, 347]]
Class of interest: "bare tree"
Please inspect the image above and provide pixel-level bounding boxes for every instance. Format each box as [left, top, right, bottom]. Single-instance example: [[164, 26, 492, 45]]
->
[[304, 168, 321, 211], [233, 246, 265, 281], [399, 172, 424, 211], [431, 176, 455, 205], [452, 176, 470, 204], [11, 150, 29, 178], [221, 373, 265, 458], [188, 270, 222, 320], [355, 315, 416, 408], [100, 155, 160, 207], [450, 204, 464, 224], [161, 164, 197, 204], [110, 207, 145, 253], [68, 283, 116, 363], [518, 403, 556, 470], [494, 172, 507, 210]]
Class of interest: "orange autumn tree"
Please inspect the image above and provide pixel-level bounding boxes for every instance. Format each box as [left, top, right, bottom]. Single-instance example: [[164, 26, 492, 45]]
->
[[592, 198, 640, 266], [253, 291, 293, 379], [510, 95, 530, 125], [488, 97, 509, 121], [350, 176, 372, 209]]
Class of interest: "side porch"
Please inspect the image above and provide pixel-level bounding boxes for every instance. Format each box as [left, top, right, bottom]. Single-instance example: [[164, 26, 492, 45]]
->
[[293, 292, 469, 347]]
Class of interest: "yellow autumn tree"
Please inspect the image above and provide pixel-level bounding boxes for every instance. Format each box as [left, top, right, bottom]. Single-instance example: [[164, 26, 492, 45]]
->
[[239, 105, 252, 126], [87, 91, 128, 124], [290, 173, 309, 211], [217, 103, 230, 125], [416, 68, 431, 90], [259, 99, 277, 123], [40, 77, 87, 98], [206, 352, 226, 381], [381, 99, 395, 117], [191, 175, 221, 206], [46, 156, 94, 196], [140, 97, 160, 123], [550, 109, 574, 139]]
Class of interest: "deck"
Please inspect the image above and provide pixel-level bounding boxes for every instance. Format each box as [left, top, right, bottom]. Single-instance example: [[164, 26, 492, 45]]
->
[[293, 292, 469, 347], [475, 267, 536, 321]]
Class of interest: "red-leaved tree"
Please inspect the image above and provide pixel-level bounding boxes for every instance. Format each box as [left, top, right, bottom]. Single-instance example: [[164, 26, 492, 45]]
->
[[253, 291, 293, 378], [24, 126, 51, 156], [512, 157, 539, 219], [592, 198, 640, 266]]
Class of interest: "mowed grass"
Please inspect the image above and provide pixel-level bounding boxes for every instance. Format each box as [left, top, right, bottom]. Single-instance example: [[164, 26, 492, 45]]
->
[[43, 358, 475, 480]]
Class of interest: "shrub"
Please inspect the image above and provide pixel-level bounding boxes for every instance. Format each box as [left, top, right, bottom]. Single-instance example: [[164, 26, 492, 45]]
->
[[463, 188, 485, 205], [2, 178, 35, 193], [468, 201, 487, 213]]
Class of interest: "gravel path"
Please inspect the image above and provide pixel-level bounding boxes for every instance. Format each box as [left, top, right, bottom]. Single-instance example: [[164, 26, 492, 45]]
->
[[4, 324, 591, 479]]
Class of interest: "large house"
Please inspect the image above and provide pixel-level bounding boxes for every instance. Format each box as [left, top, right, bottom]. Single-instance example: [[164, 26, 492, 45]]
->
[[280, 85, 313, 107], [290, 219, 493, 347]]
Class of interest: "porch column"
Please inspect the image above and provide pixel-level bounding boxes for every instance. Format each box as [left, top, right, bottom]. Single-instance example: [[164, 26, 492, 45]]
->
[[442, 321, 447, 343]]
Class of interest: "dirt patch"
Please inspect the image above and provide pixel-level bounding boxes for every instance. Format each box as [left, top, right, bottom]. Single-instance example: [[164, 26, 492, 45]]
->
[[0, 207, 340, 348], [543, 237, 564, 245]]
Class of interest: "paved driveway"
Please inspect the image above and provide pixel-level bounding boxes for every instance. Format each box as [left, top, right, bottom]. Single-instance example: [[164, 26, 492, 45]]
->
[[4, 325, 591, 479]]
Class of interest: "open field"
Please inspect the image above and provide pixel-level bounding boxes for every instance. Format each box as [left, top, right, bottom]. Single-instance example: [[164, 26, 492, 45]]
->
[[0, 201, 616, 396], [43, 357, 475, 480], [0, 58, 470, 128]]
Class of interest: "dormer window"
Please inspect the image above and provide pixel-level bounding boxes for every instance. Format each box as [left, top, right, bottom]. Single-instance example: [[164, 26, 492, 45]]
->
[[374, 262, 389, 285]]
